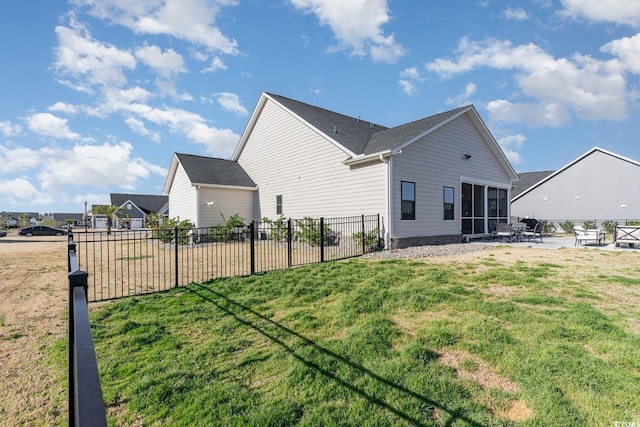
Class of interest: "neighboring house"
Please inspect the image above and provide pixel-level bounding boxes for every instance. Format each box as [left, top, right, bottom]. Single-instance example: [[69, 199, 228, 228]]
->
[[50, 213, 85, 227], [511, 147, 640, 222], [1, 212, 40, 227], [109, 193, 170, 229], [165, 92, 518, 248], [163, 154, 257, 228]]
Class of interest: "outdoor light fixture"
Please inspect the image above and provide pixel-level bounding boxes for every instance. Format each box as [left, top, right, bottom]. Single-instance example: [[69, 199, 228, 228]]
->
[[464, 153, 472, 160], [205, 201, 215, 206]]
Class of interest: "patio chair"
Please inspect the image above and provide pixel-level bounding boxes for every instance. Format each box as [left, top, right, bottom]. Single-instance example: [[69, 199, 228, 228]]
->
[[574, 226, 603, 246], [523, 221, 543, 243], [495, 223, 513, 242]]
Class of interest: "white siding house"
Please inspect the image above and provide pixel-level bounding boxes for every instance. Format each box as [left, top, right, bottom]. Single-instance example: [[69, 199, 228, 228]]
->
[[164, 92, 518, 248], [511, 147, 640, 222], [163, 153, 257, 228]]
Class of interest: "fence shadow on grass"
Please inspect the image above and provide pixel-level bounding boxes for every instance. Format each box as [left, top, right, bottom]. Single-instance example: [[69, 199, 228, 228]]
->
[[187, 283, 483, 427]]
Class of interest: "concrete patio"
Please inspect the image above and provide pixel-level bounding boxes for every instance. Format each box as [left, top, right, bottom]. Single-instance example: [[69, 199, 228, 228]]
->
[[472, 234, 640, 251]]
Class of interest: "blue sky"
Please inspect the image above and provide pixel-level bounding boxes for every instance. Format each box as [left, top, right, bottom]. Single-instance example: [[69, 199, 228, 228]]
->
[[2, 0, 640, 214]]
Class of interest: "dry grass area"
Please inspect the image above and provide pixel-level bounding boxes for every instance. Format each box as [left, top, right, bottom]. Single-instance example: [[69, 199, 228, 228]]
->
[[1, 231, 639, 425], [0, 233, 68, 426]]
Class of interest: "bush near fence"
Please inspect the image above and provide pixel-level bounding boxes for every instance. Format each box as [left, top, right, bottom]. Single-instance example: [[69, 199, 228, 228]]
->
[[513, 217, 640, 235], [74, 215, 382, 302]]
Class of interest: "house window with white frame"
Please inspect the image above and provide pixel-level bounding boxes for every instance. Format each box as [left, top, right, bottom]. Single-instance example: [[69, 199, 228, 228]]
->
[[276, 195, 283, 215], [443, 186, 454, 220], [401, 181, 415, 220]]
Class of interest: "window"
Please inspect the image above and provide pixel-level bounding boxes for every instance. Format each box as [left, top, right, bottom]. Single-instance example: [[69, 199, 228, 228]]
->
[[443, 187, 454, 220], [461, 183, 485, 234], [276, 195, 283, 215], [401, 181, 415, 220]]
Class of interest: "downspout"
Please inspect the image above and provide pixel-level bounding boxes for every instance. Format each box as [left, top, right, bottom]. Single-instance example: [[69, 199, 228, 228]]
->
[[380, 153, 392, 249], [195, 185, 200, 228]]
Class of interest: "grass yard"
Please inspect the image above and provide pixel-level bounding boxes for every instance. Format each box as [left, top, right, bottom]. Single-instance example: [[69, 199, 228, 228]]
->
[[78, 248, 640, 426]]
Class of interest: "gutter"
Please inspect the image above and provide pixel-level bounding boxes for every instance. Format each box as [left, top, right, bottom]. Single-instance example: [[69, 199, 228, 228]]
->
[[343, 150, 393, 166]]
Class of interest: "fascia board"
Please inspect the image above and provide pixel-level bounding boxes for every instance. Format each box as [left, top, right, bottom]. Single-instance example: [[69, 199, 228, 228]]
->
[[192, 183, 258, 191]]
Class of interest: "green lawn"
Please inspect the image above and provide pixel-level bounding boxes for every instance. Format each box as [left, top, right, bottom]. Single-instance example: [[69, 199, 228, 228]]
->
[[85, 250, 640, 426]]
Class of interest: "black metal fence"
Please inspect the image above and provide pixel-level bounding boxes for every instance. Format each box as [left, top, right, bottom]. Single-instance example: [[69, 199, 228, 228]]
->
[[74, 214, 382, 302], [68, 235, 108, 426]]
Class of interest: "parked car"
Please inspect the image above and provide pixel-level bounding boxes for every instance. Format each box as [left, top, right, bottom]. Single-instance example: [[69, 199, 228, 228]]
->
[[0, 230, 7, 237], [18, 226, 67, 237]]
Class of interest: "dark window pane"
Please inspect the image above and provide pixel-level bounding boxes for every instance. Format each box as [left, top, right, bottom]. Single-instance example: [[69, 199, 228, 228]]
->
[[462, 183, 472, 217], [444, 186, 454, 220], [473, 185, 484, 216], [401, 181, 416, 220], [462, 219, 473, 234]]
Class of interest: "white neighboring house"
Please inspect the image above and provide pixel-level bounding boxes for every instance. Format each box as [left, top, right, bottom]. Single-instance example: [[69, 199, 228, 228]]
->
[[165, 92, 518, 249], [511, 147, 640, 222]]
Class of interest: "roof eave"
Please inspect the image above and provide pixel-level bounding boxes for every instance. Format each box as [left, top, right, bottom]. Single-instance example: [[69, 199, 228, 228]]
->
[[193, 183, 258, 191], [343, 150, 393, 166]]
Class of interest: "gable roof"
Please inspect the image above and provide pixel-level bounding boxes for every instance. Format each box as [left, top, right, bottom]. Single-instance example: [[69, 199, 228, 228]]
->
[[110, 193, 169, 214], [233, 92, 518, 180], [511, 147, 640, 202], [510, 171, 555, 199], [163, 153, 256, 194]]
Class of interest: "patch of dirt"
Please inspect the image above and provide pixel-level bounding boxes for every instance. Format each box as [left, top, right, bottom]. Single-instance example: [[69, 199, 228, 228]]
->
[[438, 349, 534, 422], [0, 233, 69, 425], [438, 349, 520, 394]]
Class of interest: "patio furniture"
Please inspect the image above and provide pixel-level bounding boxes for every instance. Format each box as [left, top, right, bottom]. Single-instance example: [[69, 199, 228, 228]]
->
[[574, 226, 604, 246], [615, 226, 640, 248], [496, 223, 513, 242], [523, 221, 543, 243]]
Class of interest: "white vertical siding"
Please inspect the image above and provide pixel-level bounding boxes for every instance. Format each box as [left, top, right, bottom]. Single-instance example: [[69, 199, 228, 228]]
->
[[237, 99, 387, 221], [168, 164, 197, 225], [198, 187, 255, 227], [512, 150, 640, 221], [392, 113, 512, 238]]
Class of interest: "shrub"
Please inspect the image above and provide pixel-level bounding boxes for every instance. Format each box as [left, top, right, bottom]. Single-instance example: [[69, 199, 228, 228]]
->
[[352, 228, 381, 252], [601, 220, 618, 235], [262, 215, 288, 241], [582, 220, 596, 230], [625, 220, 640, 226], [542, 221, 555, 234], [295, 217, 332, 247], [210, 213, 245, 242], [559, 220, 575, 234], [152, 218, 195, 245]]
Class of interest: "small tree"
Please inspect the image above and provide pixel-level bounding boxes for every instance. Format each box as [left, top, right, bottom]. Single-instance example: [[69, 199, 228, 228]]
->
[[92, 205, 122, 235], [582, 220, 596, 230], [295, 217, 332, 247], [559, 220, 574, 234], [262, 215, 288, 241], [601, 220, 618, 235], [19, 213, 30, 228], [210, 213, 245, 242]]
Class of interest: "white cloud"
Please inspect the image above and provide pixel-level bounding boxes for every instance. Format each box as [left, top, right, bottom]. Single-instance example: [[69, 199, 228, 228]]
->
[[135, 44, 186, 78], [54, 24, 136, 89], [0, 121, 22, 137], [0, 145, 41, 174], [125, 117, 161, 142], [73, 0, 240, 53], [48, 102, 78, 115], [0, 178, 53, 205], [289, 0, 406, 63], [559, 0, 640, 27], [214, 92, 248, 116], [26, 113, 82, 140], [37, 141, 166, 191], [398, 67, 425, 95], [201, 56, 227, 73], [601, 33, 640, 73], [502, 7, 529, 21], [426, 37, 628, 125], [446, 82, 477, 106], [497, 133, 526, 164]]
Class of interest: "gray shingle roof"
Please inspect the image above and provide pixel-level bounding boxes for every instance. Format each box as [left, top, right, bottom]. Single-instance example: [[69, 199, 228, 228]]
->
[[110, 193, 169, 214], [510, 171, 555, 198], [362, 107, 468, 155], [267, 93, 470, 156], [267, 93, 389, 155], [176, 153, 256, 188]]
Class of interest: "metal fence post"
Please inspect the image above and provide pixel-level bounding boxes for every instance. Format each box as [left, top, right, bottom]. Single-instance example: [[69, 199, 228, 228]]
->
[[377, 214, 381, 250], [174, 226, 179, 288], [320, 217, 325, 263], [250, 221, 255, 275], [287, 218, 292, 268], [361, 214, 366, 254]]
